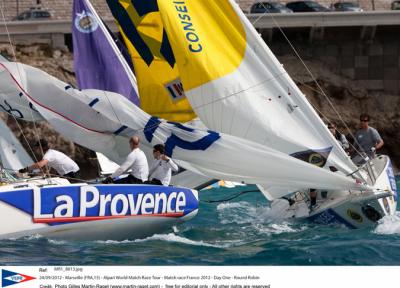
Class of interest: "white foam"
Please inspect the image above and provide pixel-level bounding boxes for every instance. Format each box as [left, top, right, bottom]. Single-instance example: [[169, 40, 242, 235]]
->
[[253, 222, 301, 235], [96, 239, 134, 244], [47, 239, 67, 245], [374, 212, 400, 235], [96, 233, 227, 248], [136, 233, 226, 248], [217, 202, 245, 210], [25, 234, 43, 240]]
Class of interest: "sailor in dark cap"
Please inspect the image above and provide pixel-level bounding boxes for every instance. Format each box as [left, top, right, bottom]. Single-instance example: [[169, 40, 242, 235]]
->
[[18, 139, 80, 182]]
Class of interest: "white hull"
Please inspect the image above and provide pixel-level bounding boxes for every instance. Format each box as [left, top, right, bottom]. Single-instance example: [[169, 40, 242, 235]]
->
[[0, 178, 199, 240], [271, 155, 398, 228]]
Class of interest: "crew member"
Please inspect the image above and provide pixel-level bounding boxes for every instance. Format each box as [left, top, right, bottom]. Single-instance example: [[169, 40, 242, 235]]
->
[[354, 113, 383, 160], [19, 139, 80, 182], [104, 136, 148, 184], [147, 144, 178, 186]]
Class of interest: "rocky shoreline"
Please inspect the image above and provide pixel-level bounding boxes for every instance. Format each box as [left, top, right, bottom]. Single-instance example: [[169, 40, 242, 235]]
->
[[1, 44, 398, 176]]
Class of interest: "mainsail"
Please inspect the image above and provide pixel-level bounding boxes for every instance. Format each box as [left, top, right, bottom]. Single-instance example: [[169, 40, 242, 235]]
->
[[105, 0, 195, 122], [157, 0, 360, 198], [0, 61, 367, 195]]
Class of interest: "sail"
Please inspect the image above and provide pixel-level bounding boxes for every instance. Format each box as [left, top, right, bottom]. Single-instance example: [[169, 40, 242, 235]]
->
[[157, 0, 358, 180], [96, 151, 120, 175], [105, 0, 195, 122], [0, 61, 369, 196], [0, 62, 43, 122], [72, 0, 139, 105], [0, 117, 33, 170]]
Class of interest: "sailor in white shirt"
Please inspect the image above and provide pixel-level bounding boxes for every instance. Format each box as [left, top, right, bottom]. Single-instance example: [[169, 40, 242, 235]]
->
[[19, 139, 80, 182], [147, 144, 179, 186], [104, 136, 149, 184]]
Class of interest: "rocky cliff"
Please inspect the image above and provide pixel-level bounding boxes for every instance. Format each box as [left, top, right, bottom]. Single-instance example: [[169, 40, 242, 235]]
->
[[1, 44, 398, 176]]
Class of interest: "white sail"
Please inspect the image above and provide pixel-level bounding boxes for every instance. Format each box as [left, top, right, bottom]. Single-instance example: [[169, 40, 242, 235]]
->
[[0, 61, 368, 195], [0, 63, 43, 122], [157, 0, 361, 198], [0, 116, 33, 170], [95, 152, 120, 175]]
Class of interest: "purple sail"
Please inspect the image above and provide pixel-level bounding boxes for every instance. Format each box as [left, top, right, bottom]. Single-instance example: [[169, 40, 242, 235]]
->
[[72, 0, 139, 106]]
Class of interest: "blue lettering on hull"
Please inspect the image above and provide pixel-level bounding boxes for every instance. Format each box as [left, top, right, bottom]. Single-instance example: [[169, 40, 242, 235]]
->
[[386, 160, 397, 200], [0, 185, 198, 226], [309, 209, 356, 229]]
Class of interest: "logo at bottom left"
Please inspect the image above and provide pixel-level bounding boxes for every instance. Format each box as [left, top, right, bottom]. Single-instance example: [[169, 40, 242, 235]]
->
[[1, 269, 35, 287]]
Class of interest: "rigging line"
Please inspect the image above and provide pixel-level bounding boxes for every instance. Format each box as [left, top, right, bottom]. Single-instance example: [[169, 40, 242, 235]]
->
[[201, 189, 260, 203], [0, 5, 48, 178], [251, 2, 365, 160], [291, 79, 363, 156], [265, 13, 364, 155], [101, 90, 125, 130]]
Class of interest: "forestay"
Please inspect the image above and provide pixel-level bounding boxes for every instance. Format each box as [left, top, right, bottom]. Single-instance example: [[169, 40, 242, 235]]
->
[[158, 0, 360, 198], [0, 61, 367, 195]]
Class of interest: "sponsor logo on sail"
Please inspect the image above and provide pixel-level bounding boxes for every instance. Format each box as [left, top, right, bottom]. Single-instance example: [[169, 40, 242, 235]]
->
[[290, 147, 332, 167], [1, 269, 35, 287], [173, 1, 203, 53], [75, 10, 99, 33], [165, 78, 186, 102]]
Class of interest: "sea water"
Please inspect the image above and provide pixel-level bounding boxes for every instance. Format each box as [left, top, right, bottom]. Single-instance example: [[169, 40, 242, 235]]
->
[[1, 178, 400, 265]]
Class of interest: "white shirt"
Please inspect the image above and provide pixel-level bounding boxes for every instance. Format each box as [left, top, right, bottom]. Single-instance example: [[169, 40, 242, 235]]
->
[[149, 158, 179, 186], [43, 149, 79, 176], [111, 148, 149, 181]]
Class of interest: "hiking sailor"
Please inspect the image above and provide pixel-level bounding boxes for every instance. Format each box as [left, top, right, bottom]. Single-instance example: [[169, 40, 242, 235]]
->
[[354, 113, 384, 161], [18, 139, 80, 181], [146, 144, 179, 186], [103, 135, 149, 184]]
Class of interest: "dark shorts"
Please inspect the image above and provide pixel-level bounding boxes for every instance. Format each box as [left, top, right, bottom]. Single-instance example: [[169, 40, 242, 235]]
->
[[144, 178, 163, 186], [113, 174, 143, 184], [63, 171, 81, 183]]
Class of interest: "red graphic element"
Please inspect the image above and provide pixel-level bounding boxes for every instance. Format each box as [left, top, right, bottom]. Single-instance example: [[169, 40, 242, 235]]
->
[[173, 84, 183, 96], [15, 273, 36, 283], [33, 212, 184, 223]]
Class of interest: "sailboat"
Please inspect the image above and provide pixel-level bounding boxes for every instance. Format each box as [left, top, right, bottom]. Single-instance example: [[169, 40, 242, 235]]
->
[[0, 49, 373, 240], [105, 0, 397, 228], [0, 0, 395, 243], [0, 51, 199, 241]]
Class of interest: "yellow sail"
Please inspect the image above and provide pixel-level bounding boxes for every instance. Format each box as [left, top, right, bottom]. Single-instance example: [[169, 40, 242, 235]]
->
[[106, 0, 196, 122], [157, 0, 246, 90]]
